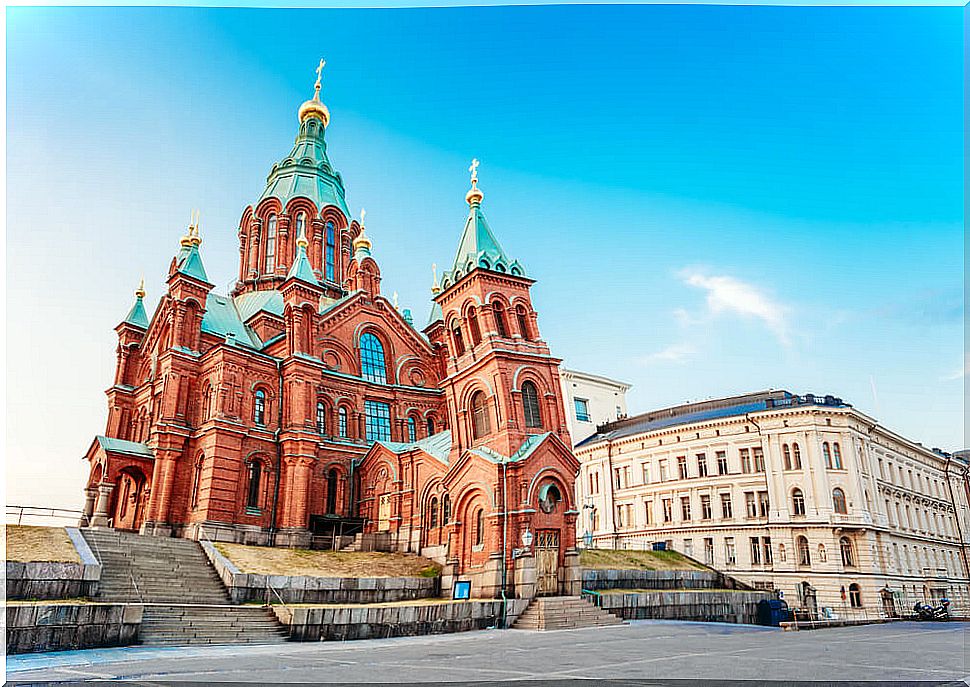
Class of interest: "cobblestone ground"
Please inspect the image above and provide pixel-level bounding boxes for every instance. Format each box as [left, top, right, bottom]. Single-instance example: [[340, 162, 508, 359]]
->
[[6, 620, 968, 684]]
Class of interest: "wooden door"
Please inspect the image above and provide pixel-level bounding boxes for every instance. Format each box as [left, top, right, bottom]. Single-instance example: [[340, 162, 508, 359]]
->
[[535, 530, 560, 596], [377, 494, 391, 531]]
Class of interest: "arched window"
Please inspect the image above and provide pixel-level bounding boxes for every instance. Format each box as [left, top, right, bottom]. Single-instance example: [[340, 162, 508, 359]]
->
[[832, 487, 847, 514], [823, 442, 832, 468], [264, 214, 277, 274], [246, 460, 262, 509], [471, 391, 491, 439], [848, 583, 862, 608], [468, 308, 482, 346], [201, 384, 212, 422], [426, 416, 435, 436], [407, 416, 417, 443], [832, 443, 843, 469], [253, 389, 267, 425], [792, 488, 806, 516], [521, 381, 542, 428], [316, 402, 327, 434], [360, 332, 387, 384], [792, 443, 802, 469], [338, 407, 348, 438], [515, 305, 530, 340], [778, 543, 787, 562], [797, 535, 811, 566], [492, 302, 508, 338], [840, 536, 855, 567], [475, 508, 484, 546], [783, 443, 792, 470], [452, 322, 466, 356], [442, 494, 451, 524], [429, 497, 439, 529], [191, 455, 204, 508], [324, 221, 336, 282], [818, 544, 827, 562], [326, 468, 338, 514], [295, 211, 306, 238]]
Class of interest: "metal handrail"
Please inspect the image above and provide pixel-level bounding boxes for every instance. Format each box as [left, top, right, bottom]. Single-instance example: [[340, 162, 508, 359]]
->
[[7, 505, 85, 526]]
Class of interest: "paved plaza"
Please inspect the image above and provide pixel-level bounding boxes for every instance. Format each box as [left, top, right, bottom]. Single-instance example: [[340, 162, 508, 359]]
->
[[7, 620, 968, 684]]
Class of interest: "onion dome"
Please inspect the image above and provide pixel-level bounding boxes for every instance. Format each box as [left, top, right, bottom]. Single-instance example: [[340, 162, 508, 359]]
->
[[299, 58, 330, 127], [353, 208, 372, 259]]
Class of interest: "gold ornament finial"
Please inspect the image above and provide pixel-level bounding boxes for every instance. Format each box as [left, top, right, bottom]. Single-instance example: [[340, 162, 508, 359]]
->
[[296, 224, 309, 250], [353, 208, 372, 254], [393, 291, 399, 310], [135, 277, 146, 299], [431, 263, 441, 294], [466, 158, 483, 206], [299, 58, 330, 126], [189, 210, 202, 246], [315, 58, 325, 93]]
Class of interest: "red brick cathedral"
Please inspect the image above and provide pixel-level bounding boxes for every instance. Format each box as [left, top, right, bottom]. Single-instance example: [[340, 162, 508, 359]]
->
[[82, 66, 581, 597]]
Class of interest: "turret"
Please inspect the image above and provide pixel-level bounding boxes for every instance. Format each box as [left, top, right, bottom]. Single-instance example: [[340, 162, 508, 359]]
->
[[113, 279, 150, 387], [281, 226, 323, 356], [166, 213, 212, 352], [346, 209, 381, 297]]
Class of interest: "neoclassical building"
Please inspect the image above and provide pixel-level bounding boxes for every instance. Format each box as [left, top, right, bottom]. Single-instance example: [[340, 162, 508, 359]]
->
[[575, 390, 970, 615], [81, 66, 581, 598]]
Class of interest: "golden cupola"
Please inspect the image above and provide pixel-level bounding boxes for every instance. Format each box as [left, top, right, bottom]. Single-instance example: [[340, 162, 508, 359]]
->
[[298, 58, 331, 127]]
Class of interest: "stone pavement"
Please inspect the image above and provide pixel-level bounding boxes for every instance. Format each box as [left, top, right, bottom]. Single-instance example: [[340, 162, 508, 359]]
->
[[6, 620, 968, 684]]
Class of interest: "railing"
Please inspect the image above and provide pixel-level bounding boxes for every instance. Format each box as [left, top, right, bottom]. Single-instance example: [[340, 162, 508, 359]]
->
[[7, 505, 85, 527]]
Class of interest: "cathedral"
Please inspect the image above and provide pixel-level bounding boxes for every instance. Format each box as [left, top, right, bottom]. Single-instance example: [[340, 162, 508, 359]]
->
[[81, 64, 581, 598]]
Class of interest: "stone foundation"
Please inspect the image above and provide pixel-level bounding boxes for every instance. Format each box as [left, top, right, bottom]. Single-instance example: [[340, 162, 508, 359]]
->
[[593, 590, 772, 625], [6, 528, 102, 601], [581, 569, 750, 592], [6, 603, 142, 654]]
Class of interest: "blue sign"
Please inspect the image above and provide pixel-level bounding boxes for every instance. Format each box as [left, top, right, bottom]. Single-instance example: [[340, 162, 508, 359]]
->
[[453, 580, 471, 600]]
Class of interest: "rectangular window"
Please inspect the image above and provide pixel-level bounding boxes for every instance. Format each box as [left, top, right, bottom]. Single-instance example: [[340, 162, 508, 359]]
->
[[614, 467, 623, 489], [750, 537, 762, 565], [724, 537, 736, 566], [641, 463, 650, 485], [325, 223, 336, 282], [758, 491, 770, 517], [762, 537, 773, 564], [574, 398, 590, 422], [740, 448, 752, 474], [716, 451, 728, 475], [677, 456, 688, 479], [683, 539, 693, 558], [753, 447, 765, 472], [364, 401, 392, 442], [659, 460, 668, 482], [701, 494, 712, 520], [680, 496, 691, 521], [615, 505, 624, 528], [697, 453, 708, 477], [644, 500, 653, 525], [720, 493, 733, 519], [662, 498, 673, 523], [704, 537, 715, 565], [745, 491, 757, 518]]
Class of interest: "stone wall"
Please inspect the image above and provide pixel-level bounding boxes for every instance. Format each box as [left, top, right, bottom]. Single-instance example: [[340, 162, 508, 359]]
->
[[594, 590, 772, 625], [581, 569, 750, 592], [6, 603, 141, 654], [202, 541, 440, 604], [6, 528, 101, 601], [274, 599, 531, 641]]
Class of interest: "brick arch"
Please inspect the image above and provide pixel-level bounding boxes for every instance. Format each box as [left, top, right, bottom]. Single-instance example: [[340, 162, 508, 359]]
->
[[254, 197, 284, 220], [526, 467, 575, 512], [457, 377, 496, 411], [511, 365, 549, 393], [353, 323, 395, 383]]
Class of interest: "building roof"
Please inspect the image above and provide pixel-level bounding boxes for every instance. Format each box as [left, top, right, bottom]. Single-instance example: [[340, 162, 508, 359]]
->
[[234, 289, 285, 322], [122, 293, 149, 329], [286, 241, 321, 286], [95, 436, 154, 459], [440, 198, 525, 288], [469, 432, 553, 464], [201, 293, 262, 349], [174, 242, 210, 283], [577, 390, 851, 447], [560, 367, 632, 391], [378, 430, 453, 465]]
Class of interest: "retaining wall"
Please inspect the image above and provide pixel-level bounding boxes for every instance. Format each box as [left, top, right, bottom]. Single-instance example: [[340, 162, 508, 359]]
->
[[6, 528, 101, 601], [581, 568, 749, 592], [594, 589, 771, 625], [274, 599, 531, 641], [202, 541, 440, 604], [6, 603, 141, 654]]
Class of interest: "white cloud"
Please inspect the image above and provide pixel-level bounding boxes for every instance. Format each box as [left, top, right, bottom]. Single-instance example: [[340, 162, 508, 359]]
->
[[679, 269, 791, 345], [942, 354, 969, 381], [636, 343, 696, 366]]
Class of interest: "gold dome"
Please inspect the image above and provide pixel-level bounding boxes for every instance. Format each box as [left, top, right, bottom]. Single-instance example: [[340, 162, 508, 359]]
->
[[465, 158, 483, 206], [299, 58, 330, 127], [353, 227, 372, 252]]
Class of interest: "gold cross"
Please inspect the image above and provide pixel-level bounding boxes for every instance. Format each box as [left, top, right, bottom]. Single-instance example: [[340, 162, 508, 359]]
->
[[469, 158, 480, 183], [315, 59, 326, 90]]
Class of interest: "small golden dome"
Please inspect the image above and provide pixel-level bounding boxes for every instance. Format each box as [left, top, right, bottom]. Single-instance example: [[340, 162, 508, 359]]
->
[[353, 227, 372, 252], [299, 58, 330, 126], [465, 158, 483, 206], [135, 277, 146, 299]]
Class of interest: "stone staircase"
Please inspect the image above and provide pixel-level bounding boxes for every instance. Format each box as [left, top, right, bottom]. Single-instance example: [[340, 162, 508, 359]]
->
[[81, 529, 288, 646], [512, 596, 624, 631]]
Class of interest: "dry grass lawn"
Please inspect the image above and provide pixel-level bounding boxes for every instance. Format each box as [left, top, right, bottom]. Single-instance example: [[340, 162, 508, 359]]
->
[[216, 542, 441, 578], [580, 548, 705, 571], [6, 525, 80, 563]]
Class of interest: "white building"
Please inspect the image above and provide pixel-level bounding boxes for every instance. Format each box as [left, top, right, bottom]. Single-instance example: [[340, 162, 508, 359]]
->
[[559, 368, 631, 445], [574, 389, 970, 617]]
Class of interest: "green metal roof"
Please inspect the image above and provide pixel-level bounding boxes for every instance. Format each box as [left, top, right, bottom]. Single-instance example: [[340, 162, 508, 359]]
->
[[378, 430, 452, 465], [95, 436, 154, 459], [201, 294, 261, 348], [122, 294, 149, 329], [258, 116, 350, 217], [440, 201, 525, 288], [468, 432, 552, 464], [286, 242, 321, 286], [174, 243, 210, 283], [426, 300, 443, 326], [234, 289, 285, 322]]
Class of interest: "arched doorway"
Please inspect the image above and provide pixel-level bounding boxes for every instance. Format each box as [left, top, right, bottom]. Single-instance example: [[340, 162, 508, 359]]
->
[[535, 482, 564, 596], [113, 468, 146, 531]]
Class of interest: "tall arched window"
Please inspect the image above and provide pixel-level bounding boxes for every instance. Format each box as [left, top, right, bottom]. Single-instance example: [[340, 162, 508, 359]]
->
[[264, 214, 277, 274], [792, 443, 802, 469], [797, 535, 811, 566], [832, 443, 843, 469], [468, 308, 482, 346], [426, 416, 435, 436], [253, 389, 267, 425], [360, 332, 387, 384], [326, 468, 338, 514], [246, 460, 262, 509], [840, 536, 855, 566], [471, 391, 491, 439], [475, 508, 484, 546], [823, 442, 832, 468], [429, 497, 439, 529], [442, 494, 451, 524], [492, 302, 508, 338], [783, 444, 792, 470], [295, 211, 306, 238], [832, 487, 847, 514], [324, 221, 336, 282], [452, 322, 465, 356], [407, 416, 417, 443], [338, 407, 348, 438], [316, 402, 327, 434], [791, 488, 806, 516], [521, 381, 542, 428], [515, 305, 530, 340]]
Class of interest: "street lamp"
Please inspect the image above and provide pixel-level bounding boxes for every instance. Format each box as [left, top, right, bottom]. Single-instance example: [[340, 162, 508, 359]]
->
[[521, 528, 534, 549]]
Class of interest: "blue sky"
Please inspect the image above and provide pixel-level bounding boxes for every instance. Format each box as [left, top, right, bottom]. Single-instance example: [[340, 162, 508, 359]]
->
[[6, 5, 963, 508]]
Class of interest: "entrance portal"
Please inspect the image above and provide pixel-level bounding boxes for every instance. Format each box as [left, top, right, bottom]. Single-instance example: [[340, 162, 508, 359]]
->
[[535, 530, 560, 596], [377, 494, 391, 531]]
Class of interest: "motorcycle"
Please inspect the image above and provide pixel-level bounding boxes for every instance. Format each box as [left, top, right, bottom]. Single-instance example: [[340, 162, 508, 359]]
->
[[913, 599, 950, 621]]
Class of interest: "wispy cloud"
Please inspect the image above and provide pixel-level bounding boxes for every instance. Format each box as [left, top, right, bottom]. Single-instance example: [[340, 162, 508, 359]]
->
[[636, 343, 696, 366], [942, 354, 969, 381], [679, 269, 791, 345]]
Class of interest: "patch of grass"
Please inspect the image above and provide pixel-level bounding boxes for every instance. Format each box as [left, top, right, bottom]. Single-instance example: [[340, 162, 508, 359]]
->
[[6, 525, 80, 563], [215, 542, 442, 579], [580, 548, 706, 572]]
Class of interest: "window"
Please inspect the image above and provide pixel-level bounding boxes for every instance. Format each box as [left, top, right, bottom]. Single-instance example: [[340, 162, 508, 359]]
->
[[832, 487, 847, 515], [740, 448, 752, 474], [641, 464, 651, 484], [762, 536, 773, 564], [683, 539, 693, 558], [246, 460, 262, 509], [364, 401, 391, 442], [716, 451, 728, 475], [659, 460, 669, 482], [324, 221, 336, 282], [644, 500, 653, 524], [452, 322, 466, 356], [475, 508, 484, 546], [429, 497, 439, 528], [253, 389, 267, 425], [295, 211, 306, 238], [797, 536, 811, 566], [792, 442, 802, 469], [778, 543, 787, 562], [468, 308, 482, 346], [750, 537, 762, 565], [316, 402, 327, 434], [614, 468, 623, 489], [791, 488, 806, 516], [704, 538, 715, 565], [745, 492, 757, 518], [823, 442, 832, 468], [753, 447, 765, 472], [681, 496, 691, 521], [758, 491, 770, 517], [720, 493, 733, 519], [848, 583, 862, 608], [677, 456, 688, 479], [326, 469, 338, 513], [426, 416, 435, 436], [832, 443, 843, 469], [783, 443, 792, 470], [359, 333, 387, 384], [817, 544, 827, 562], [701, 494, 712, 520], [840, 536, 855, 567], [338, 407, 348, 438], [492, 302, 508, 338], [201, 384, 213, 421], [724, 537, 736, 566], [264, 214, 277, 273], [515, 305, 531, 340], [697, 453, 708, 477], [407, 416, 417, 442], [574, 398, 590, 422], [662, 498, 673, 523], [615, 505, 625, 528], [471, 391, 491, 439], [521, 381, 542, 428], [442, 494, 451, 524]]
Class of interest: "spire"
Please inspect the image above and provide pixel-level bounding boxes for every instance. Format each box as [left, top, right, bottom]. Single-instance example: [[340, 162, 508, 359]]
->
[[353, 208, 373, 260], [431, 263, 441, 295], [298, 58, 330, 126], [285, 224, 320, 286], [427, 264, 444, 325], [174, 211, 210, 283], [122, 278, 150, 329]]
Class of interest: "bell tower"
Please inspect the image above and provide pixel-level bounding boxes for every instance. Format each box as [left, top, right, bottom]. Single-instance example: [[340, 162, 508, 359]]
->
[[427, 161, 572, 458]]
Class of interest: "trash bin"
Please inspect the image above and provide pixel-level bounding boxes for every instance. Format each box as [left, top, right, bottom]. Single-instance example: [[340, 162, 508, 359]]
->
[[757, 598, 790, 626]]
